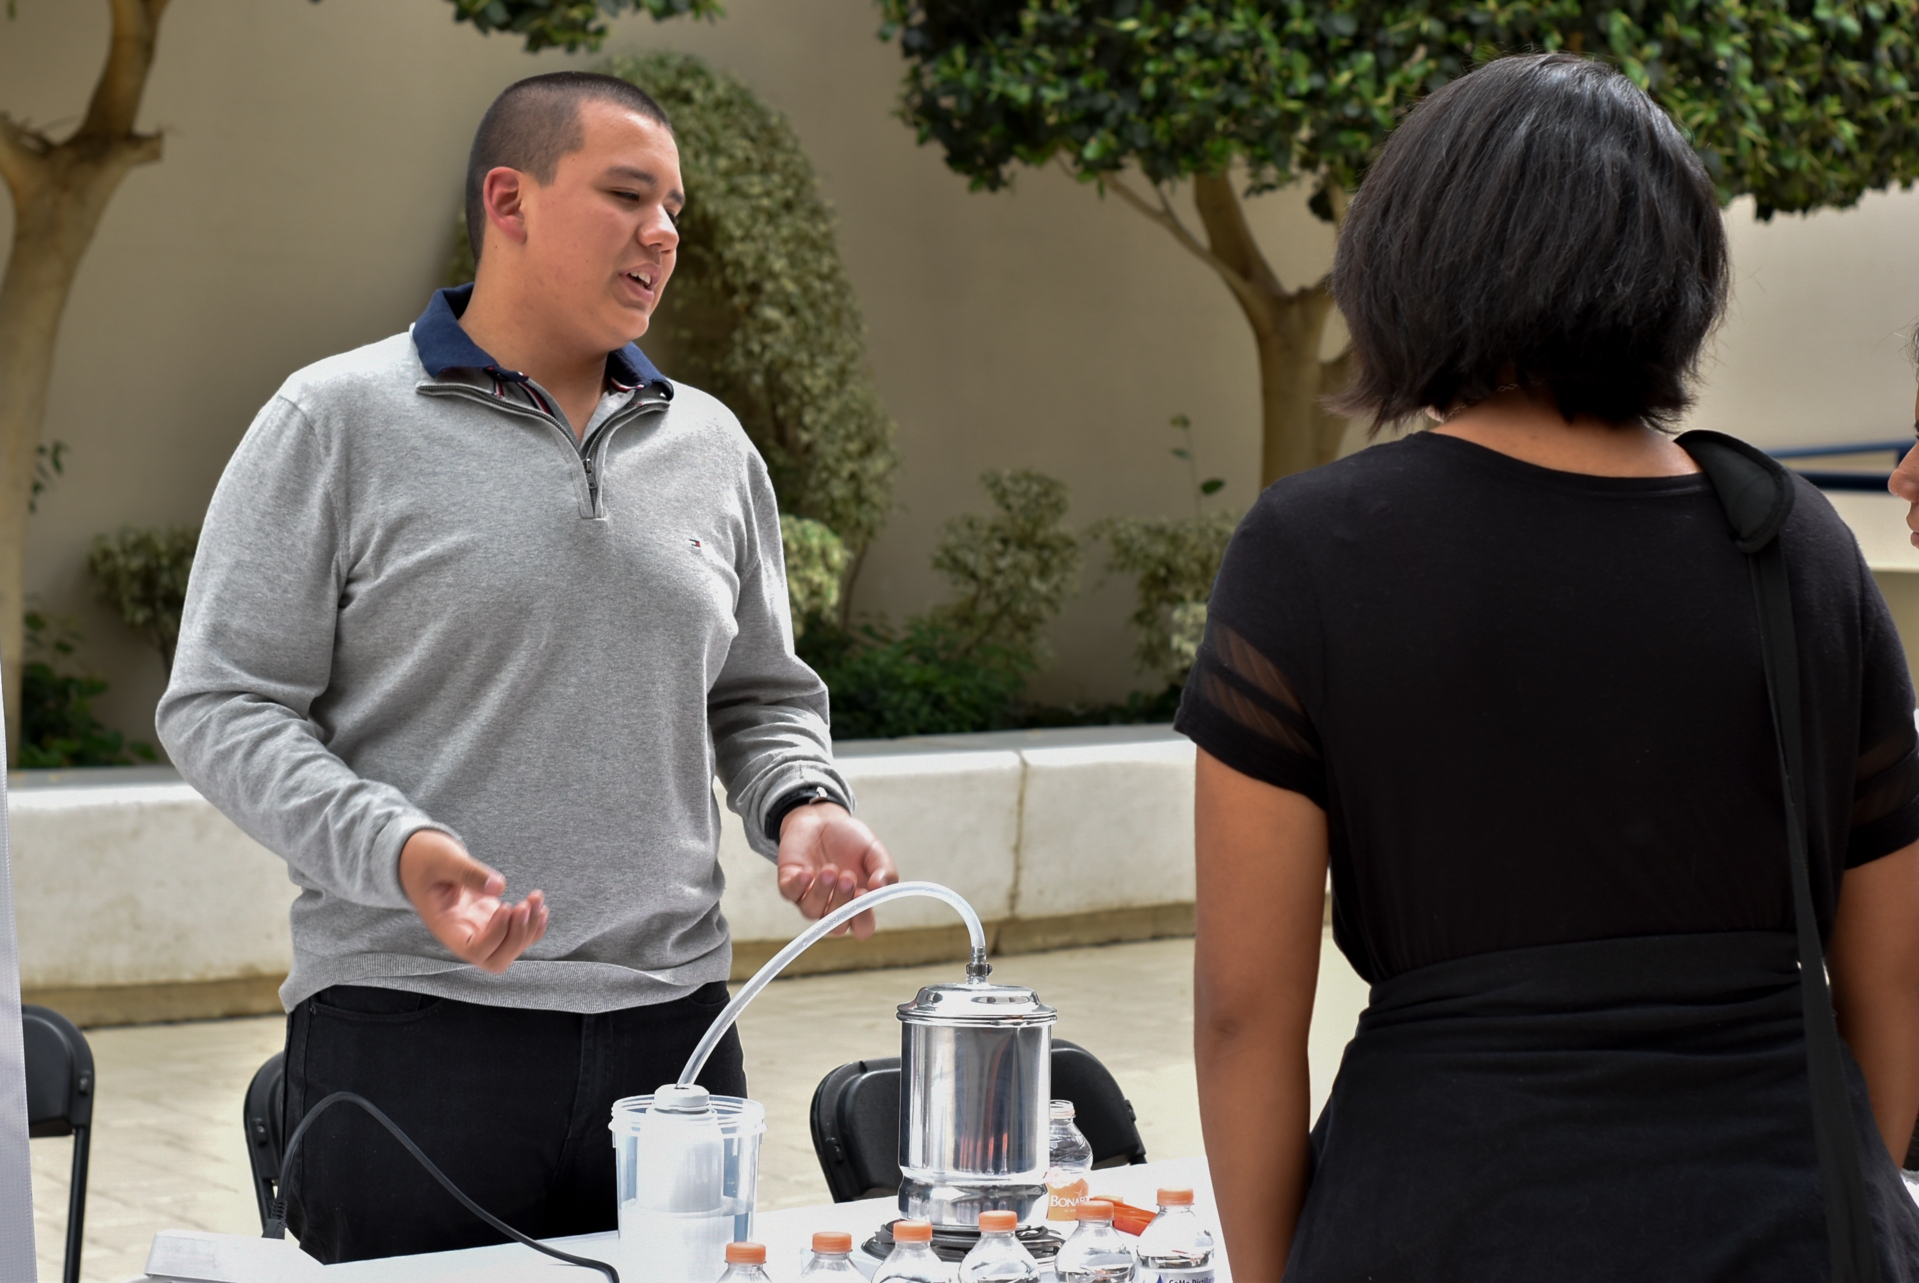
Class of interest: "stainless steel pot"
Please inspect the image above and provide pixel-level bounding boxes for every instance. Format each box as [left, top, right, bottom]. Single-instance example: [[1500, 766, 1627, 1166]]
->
[[896, 976, 1058, 1228]]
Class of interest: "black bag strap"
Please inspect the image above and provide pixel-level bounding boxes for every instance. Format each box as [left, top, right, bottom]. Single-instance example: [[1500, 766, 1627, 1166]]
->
[[1677, 429, 1881, 1283]]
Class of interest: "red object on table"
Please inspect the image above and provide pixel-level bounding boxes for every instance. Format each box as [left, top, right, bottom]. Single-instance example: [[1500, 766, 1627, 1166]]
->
[[1093, 1196, 1156, 1236]]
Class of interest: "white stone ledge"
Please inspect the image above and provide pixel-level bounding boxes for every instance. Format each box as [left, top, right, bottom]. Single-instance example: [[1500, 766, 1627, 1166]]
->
[[9, 726, 1195, 1002]]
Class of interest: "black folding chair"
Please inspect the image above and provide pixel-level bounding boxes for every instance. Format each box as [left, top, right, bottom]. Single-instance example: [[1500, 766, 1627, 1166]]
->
[[809, 1038, 1146, 1203], [23, 1004, 94, 1283], [810, 1054, 904, 1202], [1051, 1040, 1148, 1169], [243, 1051, 287, 1232]]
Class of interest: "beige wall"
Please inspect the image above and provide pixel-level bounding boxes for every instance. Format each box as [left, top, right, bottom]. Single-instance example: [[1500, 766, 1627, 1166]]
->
[[3, 1, 1918, 748]]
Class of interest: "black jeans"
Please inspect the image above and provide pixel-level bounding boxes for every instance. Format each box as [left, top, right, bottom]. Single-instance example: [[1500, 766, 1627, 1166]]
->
[[281, 982, 746, 1263]]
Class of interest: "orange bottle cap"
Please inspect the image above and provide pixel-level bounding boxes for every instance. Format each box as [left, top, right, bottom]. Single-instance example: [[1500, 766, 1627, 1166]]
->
[[725, 1242, 767, 1265], [812, 1231, 854, 1253], [1157, 1187, 1195, 1206], [893, 1219, 934, 1243], [978, 1210, 1019, 1232], [1076, 1200, 1115, 1222]]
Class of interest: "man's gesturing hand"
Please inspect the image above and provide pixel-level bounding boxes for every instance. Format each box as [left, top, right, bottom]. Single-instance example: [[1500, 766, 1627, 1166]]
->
[[776, 802, 898, 939], [398, 829, 548, 974]]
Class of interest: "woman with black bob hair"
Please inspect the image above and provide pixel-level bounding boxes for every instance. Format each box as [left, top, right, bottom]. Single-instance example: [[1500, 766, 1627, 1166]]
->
[[1182, 52, 1919, 1280]]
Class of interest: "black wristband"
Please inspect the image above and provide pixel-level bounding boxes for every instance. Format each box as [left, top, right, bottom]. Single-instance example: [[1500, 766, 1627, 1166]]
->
[[765, 785, 839, 844]]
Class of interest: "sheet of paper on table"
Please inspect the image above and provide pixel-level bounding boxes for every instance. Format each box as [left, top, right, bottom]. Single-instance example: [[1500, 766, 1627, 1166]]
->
[[138, 1154, 1228, 1282]]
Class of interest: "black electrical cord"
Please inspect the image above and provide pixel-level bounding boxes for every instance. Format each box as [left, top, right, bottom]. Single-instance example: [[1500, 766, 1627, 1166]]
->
[[264, 1090, 619, 1282]]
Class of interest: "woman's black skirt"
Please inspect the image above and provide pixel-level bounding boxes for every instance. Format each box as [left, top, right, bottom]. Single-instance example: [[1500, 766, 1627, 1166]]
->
[[1287, 931, 1919, 1281]]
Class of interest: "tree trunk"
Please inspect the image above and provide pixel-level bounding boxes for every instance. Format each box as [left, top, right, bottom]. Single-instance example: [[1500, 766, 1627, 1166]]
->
[[1187, 172, 1349, 490], [0, 0, 167, 763], [1109, 169, 1350, 490]]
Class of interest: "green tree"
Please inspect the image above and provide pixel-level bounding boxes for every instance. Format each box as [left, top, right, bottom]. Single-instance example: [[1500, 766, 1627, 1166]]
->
[[604, 52, 900, 577], [0, 0, 714, 763], [875, 0, 1919, 490], [443, 0, 722, 49]]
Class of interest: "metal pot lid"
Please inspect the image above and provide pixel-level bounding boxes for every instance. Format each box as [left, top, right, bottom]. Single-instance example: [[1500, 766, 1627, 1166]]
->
[[898, 980, 1058, 1025]]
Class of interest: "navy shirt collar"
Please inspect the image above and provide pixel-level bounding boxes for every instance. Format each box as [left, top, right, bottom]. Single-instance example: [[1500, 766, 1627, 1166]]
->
[[412, 283, 669, 394]]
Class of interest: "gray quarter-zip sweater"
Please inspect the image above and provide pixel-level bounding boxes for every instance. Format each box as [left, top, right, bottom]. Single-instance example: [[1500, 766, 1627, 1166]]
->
[[157, 290, 851, 1012]]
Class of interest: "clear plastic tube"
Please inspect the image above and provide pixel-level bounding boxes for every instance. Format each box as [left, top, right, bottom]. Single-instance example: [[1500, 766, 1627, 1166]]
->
[[678, 881, 988, 1086]]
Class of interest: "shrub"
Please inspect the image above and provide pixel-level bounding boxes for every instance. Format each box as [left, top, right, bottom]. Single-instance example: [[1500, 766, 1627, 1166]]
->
[[928, 469, 1081, 665], [86, 525, 198, 673], [800, 469, 1079, 739], [799, 617, 1030, 741], [1092, 512, 1238, 680], [781, 514, 847, 637], [19, 611, 156, 768]]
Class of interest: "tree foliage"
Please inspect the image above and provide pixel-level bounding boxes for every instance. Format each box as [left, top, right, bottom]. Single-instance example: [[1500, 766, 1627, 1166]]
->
[[432, 0, 724, 52], [877, 0, 1919, 490], [604, 53, 900, 558], [878, 0, 1919, 218]]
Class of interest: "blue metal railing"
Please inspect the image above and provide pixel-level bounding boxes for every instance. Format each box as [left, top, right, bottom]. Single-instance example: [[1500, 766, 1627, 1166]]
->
[[1766, 439, 1912, 492]]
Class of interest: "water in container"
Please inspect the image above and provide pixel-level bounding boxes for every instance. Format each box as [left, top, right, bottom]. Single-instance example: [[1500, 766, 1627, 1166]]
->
[[1045, 1100, 1093, 1223], [610, 1086, 766, 1283], [959, 1210, 1040, 1283], [875, 1219, 954, 1283], [801, 1230, 866, 1277], [1054, 1200, 1136, 1282], [1134, 1188, 1214, 1283]]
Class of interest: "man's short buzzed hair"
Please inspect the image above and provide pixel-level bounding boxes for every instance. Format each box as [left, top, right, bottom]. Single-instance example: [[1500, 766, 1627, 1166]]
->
[[465, 71, 673, 262]]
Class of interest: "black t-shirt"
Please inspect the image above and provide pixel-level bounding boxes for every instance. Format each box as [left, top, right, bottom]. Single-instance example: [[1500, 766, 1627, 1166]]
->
[[1175, 432, 1919, 984]]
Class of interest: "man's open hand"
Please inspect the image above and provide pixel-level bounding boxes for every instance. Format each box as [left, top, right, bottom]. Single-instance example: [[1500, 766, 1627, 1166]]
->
[[398, 829, 548, 974], [776, 803, 898, 939]]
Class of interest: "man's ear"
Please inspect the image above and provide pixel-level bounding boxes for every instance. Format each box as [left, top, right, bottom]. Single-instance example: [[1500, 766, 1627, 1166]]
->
[[481, 166, 530, 252]]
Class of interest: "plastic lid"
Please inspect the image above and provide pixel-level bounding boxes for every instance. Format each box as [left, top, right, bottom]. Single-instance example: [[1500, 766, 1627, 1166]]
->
[[893, 1219, 934, 1243], [1157, 1187, 1195, 1206], [1050, 1099, 1076, 1118], [650, 1083, 711, 1114], [812, 1231, 854, 1253], [725, 1243, 767, 1265], [978, 1210, 1019, 1232], [898, 981, 1057, 1026], [1076, 1200, 1115, 1222]]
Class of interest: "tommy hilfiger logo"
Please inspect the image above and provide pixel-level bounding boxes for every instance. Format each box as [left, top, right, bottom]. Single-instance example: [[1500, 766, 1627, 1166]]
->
[[688, 538, 702, 549]]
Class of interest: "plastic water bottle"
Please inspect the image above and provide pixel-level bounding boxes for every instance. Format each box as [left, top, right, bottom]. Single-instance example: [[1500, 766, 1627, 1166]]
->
[[718, 1241, 774, 1282], [959, 1210, 1039, 1283], [1045, 1099, 1094, 1224], [1134, 1188, 1214, 1283], [801, 1230, 866, 1277], [1054, 1200, 1136, 1282], [875, 1218, 954, 1282]]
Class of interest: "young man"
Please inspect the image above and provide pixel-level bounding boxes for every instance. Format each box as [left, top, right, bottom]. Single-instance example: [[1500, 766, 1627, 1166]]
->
[[157, 72, 895, 1263]]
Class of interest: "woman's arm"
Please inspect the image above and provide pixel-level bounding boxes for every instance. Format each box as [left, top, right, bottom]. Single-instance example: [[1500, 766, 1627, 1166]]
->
[[1829, 839, 1919, 1164], [1194, 749, 1331, 1280]]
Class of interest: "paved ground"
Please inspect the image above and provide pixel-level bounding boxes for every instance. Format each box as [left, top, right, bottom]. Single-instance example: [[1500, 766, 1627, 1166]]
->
[[29, 933, 1370, 1282]]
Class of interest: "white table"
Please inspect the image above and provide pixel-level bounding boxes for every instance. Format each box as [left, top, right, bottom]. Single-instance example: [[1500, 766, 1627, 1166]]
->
[[134, 1155, 1229, 1282]]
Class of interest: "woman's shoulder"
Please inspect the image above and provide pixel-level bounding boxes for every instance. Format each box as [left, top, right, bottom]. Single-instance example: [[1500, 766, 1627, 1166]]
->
[[1779, 474, 1875, 577], [1237, 434, 1445, 539]]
